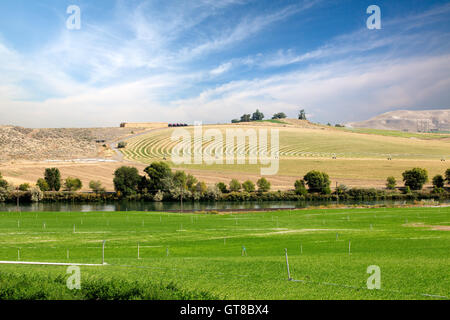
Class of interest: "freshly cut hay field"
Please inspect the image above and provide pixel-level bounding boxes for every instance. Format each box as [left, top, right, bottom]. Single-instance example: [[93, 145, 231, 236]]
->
[[0, 206, 449, 300]]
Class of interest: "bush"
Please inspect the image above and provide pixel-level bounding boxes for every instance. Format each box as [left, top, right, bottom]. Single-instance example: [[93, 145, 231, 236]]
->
[[446, 168, 450, 185], [44, 168, 61, 191], [18, 183, 31, 191], [294, 180, 307, 195], [117, 141, 127, 148], [0, 172, 8, 189], [432, 175, 445, 188], [402, 168, 428, 190], [89, 180, 105, 193], [36, 178, 50, 192], [303, 171, 331, 194], [229, 179, 241, 192], [31, 188, 44, 202], [257, 178, 271, 192], [153, 190, 164, 202], [432, 186, 445, 194], [64, 177, 83, 192], [335, 184, 348, 195], [386, 176, 396, 190], [242, 180, 255, 192], [195, 182, 208, 194], [216, 182, 228, 193]]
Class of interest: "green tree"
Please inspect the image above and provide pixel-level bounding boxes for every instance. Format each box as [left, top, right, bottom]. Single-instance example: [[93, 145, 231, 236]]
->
[[432, 175, 445, 188], [242, 180, 255, 192], [89, 180, 105, 193], [257, 177, 271, 192], [298, 109, 306, 120], [386, 176, 396, 190], [44, 168, 61, 191], [144, 162, 173, 192], [446, 168, 450, 185], [113, 166, 141, 196], [402, 168, 428, 190], [251, 109, 264, 121], [303, 171, 331, 194], [240, 114, 251, 122], [64, 177, 82, 192], [294, 179, 307, 195], [216, 182, 228, 193], [195, 181, 208, 194], [186, 174, 198, 192], [229, 179, 241, 192], [272, 112, 287, 119], [36, 178, 49, 192]]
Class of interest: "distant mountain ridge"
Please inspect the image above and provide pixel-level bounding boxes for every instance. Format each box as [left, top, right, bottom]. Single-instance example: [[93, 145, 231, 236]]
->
[[347, 109, 450, 132]]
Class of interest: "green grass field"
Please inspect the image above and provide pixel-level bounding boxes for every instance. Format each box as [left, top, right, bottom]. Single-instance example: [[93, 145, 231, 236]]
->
[[0, 206, 449, 300]]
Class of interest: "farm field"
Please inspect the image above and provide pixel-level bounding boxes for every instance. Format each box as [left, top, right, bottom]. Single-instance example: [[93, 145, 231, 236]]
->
[[0, 206, 449, 300]]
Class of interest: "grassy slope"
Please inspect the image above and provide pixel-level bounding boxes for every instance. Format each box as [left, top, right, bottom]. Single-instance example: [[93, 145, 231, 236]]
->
[[0, 207, 449, 300]]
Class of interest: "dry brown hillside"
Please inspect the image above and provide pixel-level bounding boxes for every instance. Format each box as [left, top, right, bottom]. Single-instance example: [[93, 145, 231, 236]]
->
[[0, 126, 138, 161]]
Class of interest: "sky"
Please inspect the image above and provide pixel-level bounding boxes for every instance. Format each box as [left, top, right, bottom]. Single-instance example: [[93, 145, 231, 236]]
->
[[0, 0, 449, 128]]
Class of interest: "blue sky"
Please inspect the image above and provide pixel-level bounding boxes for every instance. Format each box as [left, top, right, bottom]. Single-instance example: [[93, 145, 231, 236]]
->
[[0, 0, 449, 127]]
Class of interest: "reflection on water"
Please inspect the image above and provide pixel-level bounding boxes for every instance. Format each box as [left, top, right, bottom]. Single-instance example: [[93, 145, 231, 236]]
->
[[0, 199, 446, 212]]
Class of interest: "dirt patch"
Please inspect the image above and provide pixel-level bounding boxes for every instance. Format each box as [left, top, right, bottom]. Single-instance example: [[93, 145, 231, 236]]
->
[[406, 223, 450, 231]]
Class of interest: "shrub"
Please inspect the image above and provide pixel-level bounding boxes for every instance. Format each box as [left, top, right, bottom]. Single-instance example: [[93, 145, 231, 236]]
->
[[303, 171, 331, 194], [195, 182, 208, 194], [229, 179, 241, 192], [44, 168, 61, 191], [18, 183, 31, 191], [402, 168, 428, 190], [432, 175, 445, 188], [205, 185, 222, 200], [117, 141, 127, 148], [386, 176, 396, 190], [432, 186, 445, 194], [0, 187, 7, 202], [113, 166, 141, 196], [335, 184, 348, 195], [36, 178, 50, 192], [294, 180, 307, 195], [216, 182, 228, 193], [0, 172, 8, 189], [153, 190, 164, 202], [31, 188, 44, 202], [446, 168, 450, 185], [242, 180, 255, 192], [404, 186, 411, 194], [257, 178, 271, 192], [89, 180, 105, 193], [64, 177, 83, 192]]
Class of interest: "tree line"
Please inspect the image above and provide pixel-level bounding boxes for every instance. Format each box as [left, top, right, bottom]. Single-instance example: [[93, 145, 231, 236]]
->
[[0, 166, 449, 203]]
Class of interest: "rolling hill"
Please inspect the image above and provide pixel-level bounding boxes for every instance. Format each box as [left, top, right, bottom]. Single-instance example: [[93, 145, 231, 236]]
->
[[347, 109, 450, 132]]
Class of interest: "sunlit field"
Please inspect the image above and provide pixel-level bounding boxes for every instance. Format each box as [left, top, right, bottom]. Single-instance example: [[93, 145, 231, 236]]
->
[[1, 206, 449, 300]]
